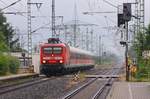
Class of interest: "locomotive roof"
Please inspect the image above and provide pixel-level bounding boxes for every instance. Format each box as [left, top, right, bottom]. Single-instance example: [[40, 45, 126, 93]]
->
[[40, 43, 66, 47], [40, 43, 94, 56]]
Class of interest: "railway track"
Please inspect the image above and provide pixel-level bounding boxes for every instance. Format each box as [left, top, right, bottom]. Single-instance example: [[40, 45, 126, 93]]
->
[[92, 78, 114, 99], [0, 76, 40, 89], [0, 75, 56, 95], [0, 66, 121, 99], [0, 68, 104, 96], [62, 68, 120, 99]]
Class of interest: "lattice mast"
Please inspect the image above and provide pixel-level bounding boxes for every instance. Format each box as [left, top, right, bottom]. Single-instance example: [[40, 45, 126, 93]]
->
[[27, 0, 32, 64], [140, 0, 145, 32], [51, 0, 56, 38], [73, 2, 78, 47], [135, 0, 145, 33]]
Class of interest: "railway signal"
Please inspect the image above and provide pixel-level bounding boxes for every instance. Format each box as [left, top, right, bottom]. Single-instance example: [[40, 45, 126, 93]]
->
[[118, 14, 125, 27], [118, 3, 132, 81], [123, 3, 132, 21], [117, 3, 131, 27]]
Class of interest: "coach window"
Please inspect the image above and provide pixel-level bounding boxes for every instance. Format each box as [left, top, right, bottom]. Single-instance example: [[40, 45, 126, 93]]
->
[[70, 52, 74, 59], [82, 54, 84, 59], [77, 54, 80, 59]]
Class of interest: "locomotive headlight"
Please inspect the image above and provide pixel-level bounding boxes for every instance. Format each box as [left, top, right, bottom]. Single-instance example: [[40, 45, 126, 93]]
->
[[42, 60, 46, 63], [59, 60, 63, 63]]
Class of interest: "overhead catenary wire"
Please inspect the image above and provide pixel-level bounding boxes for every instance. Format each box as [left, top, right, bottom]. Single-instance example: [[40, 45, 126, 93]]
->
[[0, 0, 25, 13], [31, 22, 51, 34], [0, 0, 6, 6], [104, 15, 116, 25], [102, 0, 118, 9], [0, 0, 22, 11], [0, 0, 27, 18], [84, 0, 122, 54]]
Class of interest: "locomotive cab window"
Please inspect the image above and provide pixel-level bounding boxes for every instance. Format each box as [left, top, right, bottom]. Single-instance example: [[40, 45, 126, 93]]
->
[[43, 47, 52, 54], [53, 47, 62, 54]]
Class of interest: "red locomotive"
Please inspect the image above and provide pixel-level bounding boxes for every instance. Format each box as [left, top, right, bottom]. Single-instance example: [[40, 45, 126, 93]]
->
[[40, 38, 95, 76]]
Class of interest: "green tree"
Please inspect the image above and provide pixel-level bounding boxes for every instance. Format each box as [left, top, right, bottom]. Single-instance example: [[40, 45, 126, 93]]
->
[[134, 31, 145, 61], [132, 24, 150, 80], [0, 12, 19, 52], [0, 32, 8, 52], [144, 24, 150, 50]]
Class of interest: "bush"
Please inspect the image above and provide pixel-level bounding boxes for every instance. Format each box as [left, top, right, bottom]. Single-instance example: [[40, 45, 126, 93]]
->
[[0, 54, 20, 75], [8, 56, 20, 74], [0, 54, 9, 75], [135, 60, 150, 79]]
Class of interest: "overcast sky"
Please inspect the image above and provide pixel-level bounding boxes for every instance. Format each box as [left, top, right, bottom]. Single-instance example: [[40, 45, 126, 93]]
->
[[1, 0, 150, 57]]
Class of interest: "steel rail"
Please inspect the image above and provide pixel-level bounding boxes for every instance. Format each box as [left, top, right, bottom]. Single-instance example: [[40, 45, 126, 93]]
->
[[92, 68, 120, 99], [62, 78, 98, 99], [62, 66, 121, 99], [92, 78, 112, 99], [62, 69, 113, 99], [0, 76, 43, 89], [0, 77, 55, 95]]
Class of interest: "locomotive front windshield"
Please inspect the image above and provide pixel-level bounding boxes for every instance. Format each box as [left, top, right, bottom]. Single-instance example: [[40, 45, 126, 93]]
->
[[43, 47, 52, 54], [53, 47, 62, 54], [43, 47, 62, 54]]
